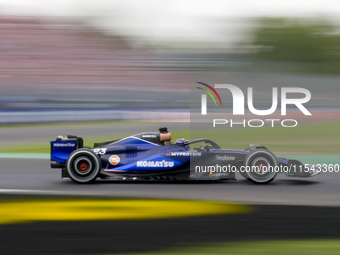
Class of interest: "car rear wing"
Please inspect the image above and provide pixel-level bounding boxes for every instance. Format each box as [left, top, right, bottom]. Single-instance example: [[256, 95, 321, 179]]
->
[[50, 135, 84, 168]]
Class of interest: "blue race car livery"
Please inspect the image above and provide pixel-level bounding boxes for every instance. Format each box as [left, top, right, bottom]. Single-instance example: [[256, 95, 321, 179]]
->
[[50, 127, 319, 184]]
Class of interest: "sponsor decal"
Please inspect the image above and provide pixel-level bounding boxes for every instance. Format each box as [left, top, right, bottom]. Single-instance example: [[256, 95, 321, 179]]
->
[[109, 155, 120, 165], [137, 160, 174, 167], [215, 155, 235, 161], [142, 135, 157, 138], [170, 152, 201, 156], [53, 143, 75, 147]]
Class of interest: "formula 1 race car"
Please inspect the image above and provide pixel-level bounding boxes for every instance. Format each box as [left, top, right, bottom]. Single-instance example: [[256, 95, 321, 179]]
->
[[50, 127, 319, 184]]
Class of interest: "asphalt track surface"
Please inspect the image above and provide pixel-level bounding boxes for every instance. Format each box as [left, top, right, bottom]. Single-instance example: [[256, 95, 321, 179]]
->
[[1, 122, 339, 206], [1, 156, 340, 254], [0, 157, 340, 206], [1, 122, 340, 254], [0, 197, 340, 255]]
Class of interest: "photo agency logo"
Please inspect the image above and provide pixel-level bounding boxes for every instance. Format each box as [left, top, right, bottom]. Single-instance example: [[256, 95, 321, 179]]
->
[[196, 82, 312, 127]]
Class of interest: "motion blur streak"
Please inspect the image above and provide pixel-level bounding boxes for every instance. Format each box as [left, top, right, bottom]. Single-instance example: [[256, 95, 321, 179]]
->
[[0, 199, 249, 225], [0, 16, 191, 123], [0, 1, 340, 254]]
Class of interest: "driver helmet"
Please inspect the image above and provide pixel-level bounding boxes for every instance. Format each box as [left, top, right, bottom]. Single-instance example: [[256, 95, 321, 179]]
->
[[175, 138, 188, 144], [175, 138, 189, 148]]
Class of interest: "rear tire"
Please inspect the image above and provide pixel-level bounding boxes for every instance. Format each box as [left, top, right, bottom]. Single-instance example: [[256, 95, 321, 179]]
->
[[66, 149, 101, 183], [243, 150, 278, 184]]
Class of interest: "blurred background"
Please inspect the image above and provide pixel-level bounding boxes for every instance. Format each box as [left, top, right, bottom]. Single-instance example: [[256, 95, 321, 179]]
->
[[1, 1, 340, 255], [0, 0, 340, 124]]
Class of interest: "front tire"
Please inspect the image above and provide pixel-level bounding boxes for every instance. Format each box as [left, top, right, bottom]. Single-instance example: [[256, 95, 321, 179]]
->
[[66, 149, 101, 183], [243, 150, 278, 184]]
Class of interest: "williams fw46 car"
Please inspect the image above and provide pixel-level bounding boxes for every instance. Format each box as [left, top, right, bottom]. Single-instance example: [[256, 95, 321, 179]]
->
[[50, 127, 319, 184]]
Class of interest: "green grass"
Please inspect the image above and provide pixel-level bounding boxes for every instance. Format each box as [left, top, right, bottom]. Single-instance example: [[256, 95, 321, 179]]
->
[[191, 122, 340, 155], [0, 129, 191, 154], [115, 239, 340, 255], [241, 62, 340, 76], [1, 122, 339, 155]]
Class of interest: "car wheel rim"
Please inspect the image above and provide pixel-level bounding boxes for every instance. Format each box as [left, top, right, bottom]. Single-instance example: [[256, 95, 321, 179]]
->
[[74, 156, 93, 175], [245, 152, 278, 183], [252, 157, 270, 175]]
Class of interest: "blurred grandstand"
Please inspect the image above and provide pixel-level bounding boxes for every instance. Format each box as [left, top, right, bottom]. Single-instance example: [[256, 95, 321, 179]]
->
[[0, 16, 339, 123], [0, 16, 190, 123], [0, 16, 249, 123]]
